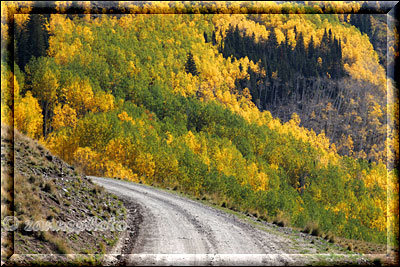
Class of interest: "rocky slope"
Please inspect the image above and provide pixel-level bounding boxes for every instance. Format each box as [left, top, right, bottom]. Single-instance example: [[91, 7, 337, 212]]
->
[[1, 124, 135, 265]]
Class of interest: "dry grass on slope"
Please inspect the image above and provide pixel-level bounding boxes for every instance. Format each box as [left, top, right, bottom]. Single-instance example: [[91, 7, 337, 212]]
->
[[1, 124, 127, 265]]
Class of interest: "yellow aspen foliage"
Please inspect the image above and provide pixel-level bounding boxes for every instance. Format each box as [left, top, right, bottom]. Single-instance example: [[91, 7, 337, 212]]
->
[[14, 91, 43, 139], [14, 13, 31, 30], [289, 112, 301, 126], [10, 71, 22, 102], [184, 131, 201, 154], [211, 144, 246, 180], [275, 28, 285, 44], [54, 1, 73, 13], [43, 130, 78, 164], [331, 202, 351, 218], [369, 102, 383, 120], [1, 2, 32, 25], [76, 25, 94, 44], [47, 15, 82, 65], [104, 161, 138, 182], [368, 144, 381, 163], [46, 13, 74, 35], [182, 132, 211, 167], [363, 163, 387, 189], [132, 152, 155, 182], [0, 101, 12, 126], [104, 138, 135, 167], [154, 152, 181, 185], [1, 24, 9, 52], [90, 91, 115, 113], [51, 104, 77, 130], [117, 111, 135, 124], [127, 60, 140, 77], [387, 171, 399, 239], [171, 71, 199, 97], [337, 134, 354, 156], [62, 78, 93, 116], [370, 208, 387, 232], [72, 147, 103, 176], [165, 131, 174, 145], [1, 70, 16, 126], [242, 87, 252, 100], [246, 162, 260, 189], [257, 172, 269, 191], [30, 62, 59, 111]]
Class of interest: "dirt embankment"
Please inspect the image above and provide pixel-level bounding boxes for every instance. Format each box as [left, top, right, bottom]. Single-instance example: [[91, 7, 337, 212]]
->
[[1, 124, 136, 266]]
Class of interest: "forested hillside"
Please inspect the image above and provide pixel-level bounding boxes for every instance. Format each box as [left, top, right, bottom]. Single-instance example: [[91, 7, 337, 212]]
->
[[216, 12, 393, 167], [1, 1, 398, 248]]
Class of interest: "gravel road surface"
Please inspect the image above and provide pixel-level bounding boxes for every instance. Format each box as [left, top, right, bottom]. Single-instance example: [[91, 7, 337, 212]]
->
[[91, 177, 368, 266]]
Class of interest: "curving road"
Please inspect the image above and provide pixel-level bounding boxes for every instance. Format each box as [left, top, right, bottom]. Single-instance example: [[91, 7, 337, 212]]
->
[[91, 176, 367, 266]]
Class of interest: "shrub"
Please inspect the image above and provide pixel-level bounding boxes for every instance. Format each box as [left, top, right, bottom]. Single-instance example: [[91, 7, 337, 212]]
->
[[53, 238, 72, 254], [259, 214, 268, 222], [325, 232, 337, 243], [311, 227, 321, 237], [347, 243, 354, 251], [273, 212, 289, 227], [43, 181, 56, 194], [372, 257, 382, 266], [303, 222, 315, 234], [92, 185, 104, 195], [28, 175, 36, 183]]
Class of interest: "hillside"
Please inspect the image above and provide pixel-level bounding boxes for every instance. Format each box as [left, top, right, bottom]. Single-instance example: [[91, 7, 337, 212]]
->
[[1, 0, 398, 255], [1, 124, 137, 265]]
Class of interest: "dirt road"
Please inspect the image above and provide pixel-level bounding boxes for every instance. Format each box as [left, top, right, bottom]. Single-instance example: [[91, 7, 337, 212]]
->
[[91, 177, 369, 266]]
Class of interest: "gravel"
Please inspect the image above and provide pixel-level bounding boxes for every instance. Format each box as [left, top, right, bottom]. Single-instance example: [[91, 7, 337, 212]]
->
[[92, 177, 371, 266]]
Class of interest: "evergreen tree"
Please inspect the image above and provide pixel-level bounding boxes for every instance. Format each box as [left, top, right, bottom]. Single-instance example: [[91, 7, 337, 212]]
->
[[219, 29, 224, 52], [267, 29, 278, 64], [361, 14, 372, 36], [212, 31, 217, 46], [331, 38, 340, 78], [185, 52, 199, 76], [16, 13, 49, 70], [223, 27, 234, 57], [321, 28, 328, 47], [350, 13, 372, 36], [308, 36, 315, 59], [295, 32, 305, 73], [350, 14, 359, 29], [337, 38, 345, 77], [233, 25, 243, 57], [248, 33, 256, 60], [268, 28, 278, 48], [306, 36, 317, 77]]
